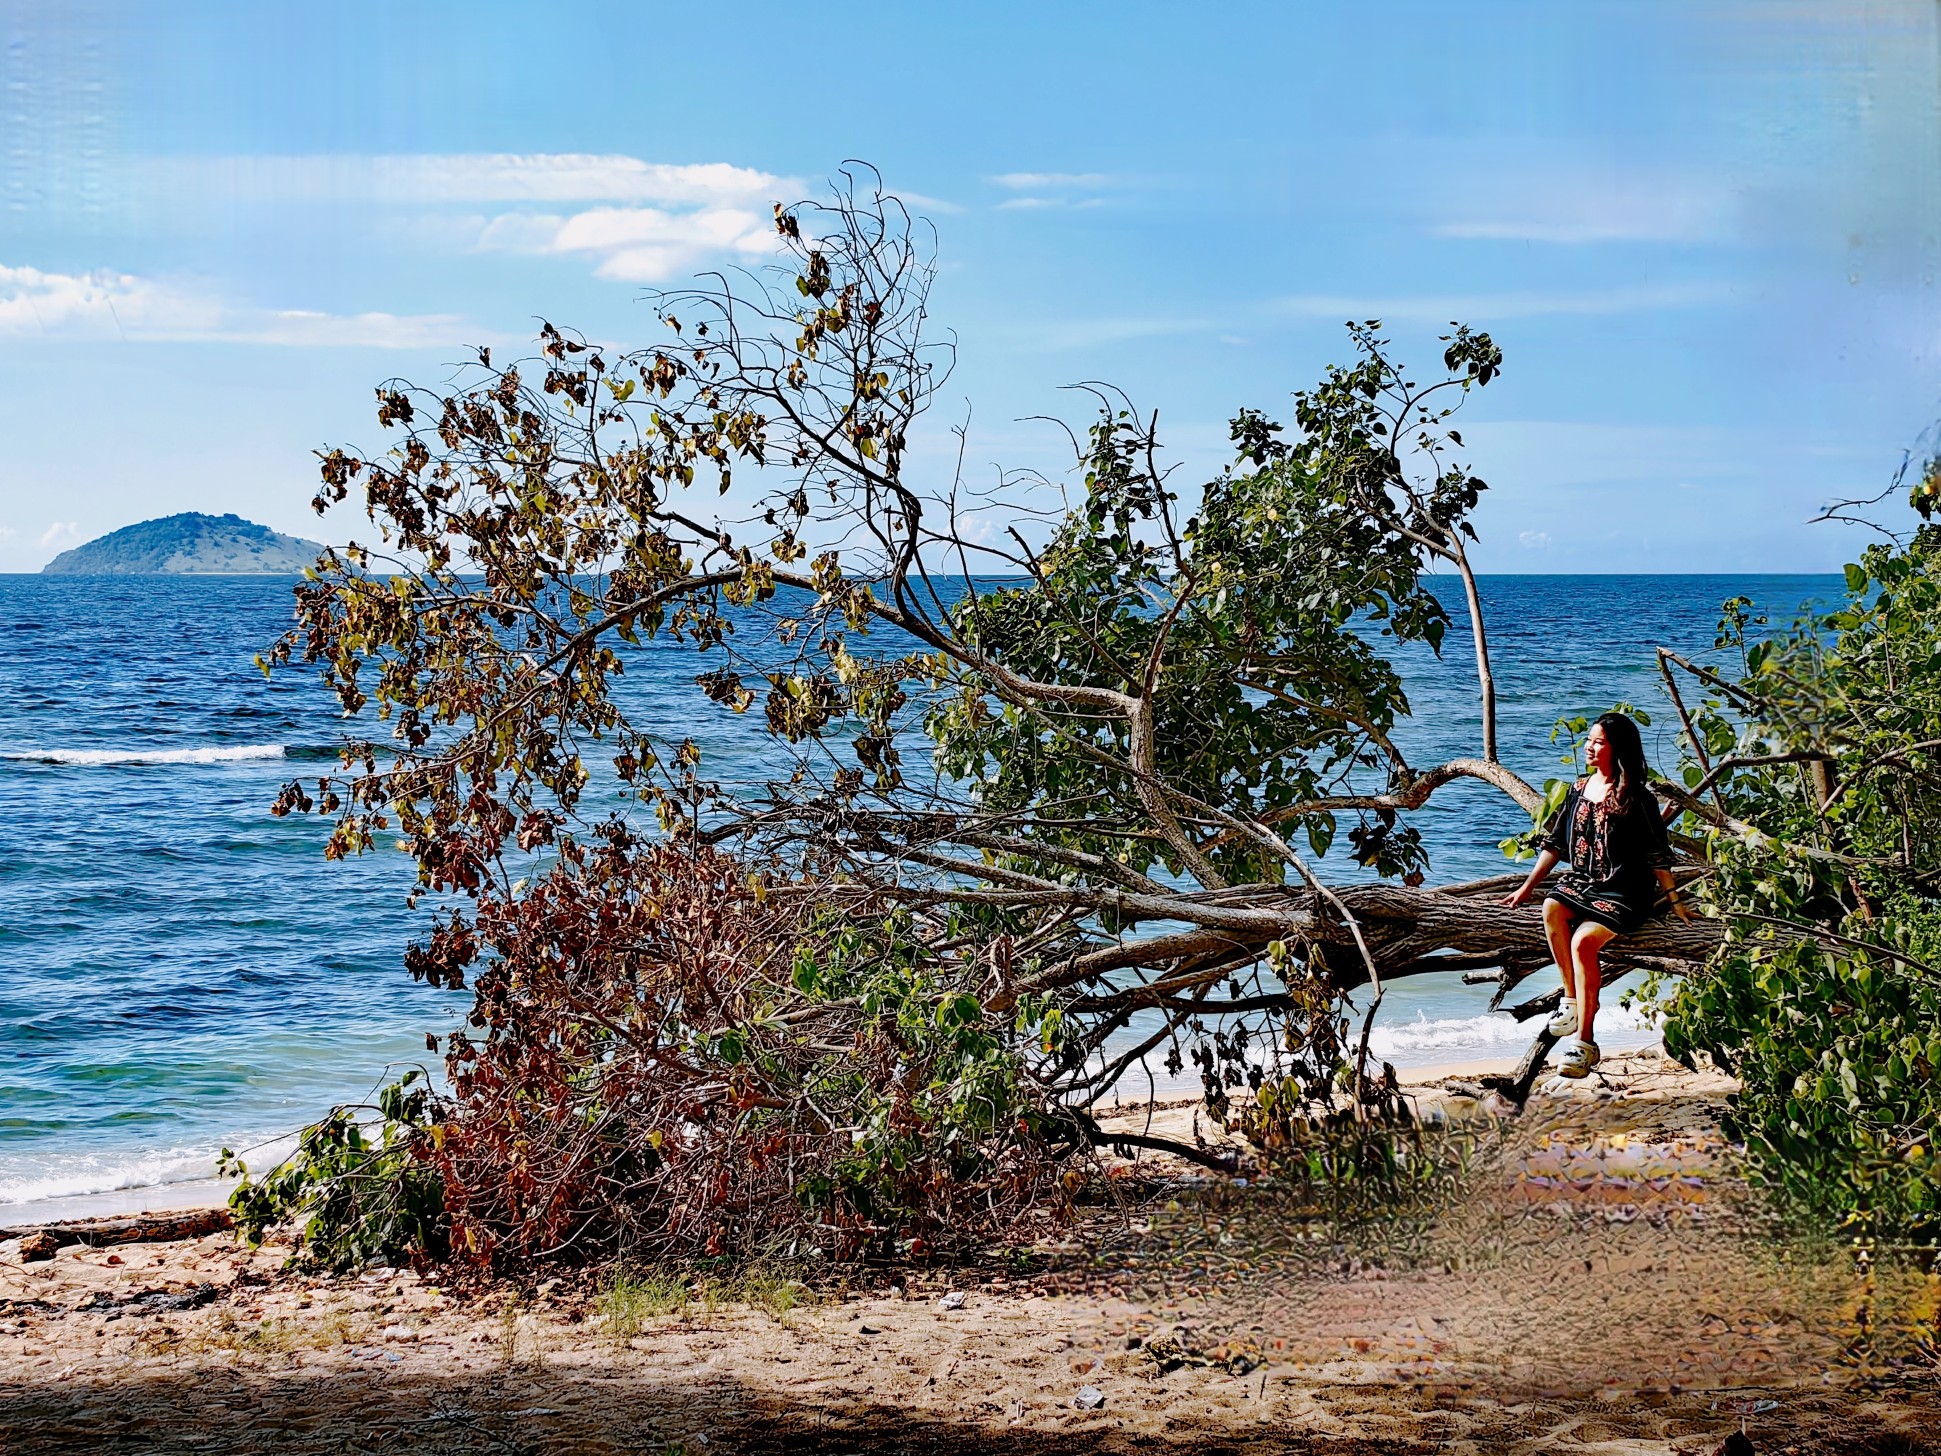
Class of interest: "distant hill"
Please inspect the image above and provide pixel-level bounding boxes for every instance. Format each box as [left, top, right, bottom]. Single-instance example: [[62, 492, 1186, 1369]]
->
[[41, 513, 325, 575]]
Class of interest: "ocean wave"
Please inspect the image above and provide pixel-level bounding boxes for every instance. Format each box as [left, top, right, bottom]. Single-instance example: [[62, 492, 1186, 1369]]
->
[[1367, 1003, 1656, 1062], [282, 744, 348, 762], [1, 744, 289, 767], [0, 1134, 292, 1208]]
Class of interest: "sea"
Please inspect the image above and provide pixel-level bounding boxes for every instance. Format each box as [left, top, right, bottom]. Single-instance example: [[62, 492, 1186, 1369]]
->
[[0, 572, 1839, 1215]]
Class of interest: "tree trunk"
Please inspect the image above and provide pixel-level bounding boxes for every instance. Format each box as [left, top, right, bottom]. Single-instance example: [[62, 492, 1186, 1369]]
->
[[1284, 881, 1723, 987]]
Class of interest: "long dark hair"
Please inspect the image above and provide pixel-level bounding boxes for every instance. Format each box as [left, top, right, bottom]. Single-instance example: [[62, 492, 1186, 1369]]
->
[[1593, 711, 1651, 812]]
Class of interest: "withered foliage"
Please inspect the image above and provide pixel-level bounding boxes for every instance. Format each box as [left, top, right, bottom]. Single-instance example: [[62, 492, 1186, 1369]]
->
[[402, 832, 1065, 1264]]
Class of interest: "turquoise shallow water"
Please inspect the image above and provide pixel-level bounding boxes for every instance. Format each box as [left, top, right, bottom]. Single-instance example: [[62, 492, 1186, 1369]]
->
[[0, 572, 1838, 1207]]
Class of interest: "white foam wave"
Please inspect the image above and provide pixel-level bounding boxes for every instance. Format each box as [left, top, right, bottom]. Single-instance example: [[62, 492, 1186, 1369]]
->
[[0, 1133, 298, 1209], [0, 1148, 220, 1207], [1, 744, 287, 767], [1367, 1003, 1656, 1063], [1087, 998, 1663, 1092]]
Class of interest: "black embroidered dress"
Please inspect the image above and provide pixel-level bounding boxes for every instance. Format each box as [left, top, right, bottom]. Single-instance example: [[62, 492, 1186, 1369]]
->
[[1538, 777, 1674, 934]]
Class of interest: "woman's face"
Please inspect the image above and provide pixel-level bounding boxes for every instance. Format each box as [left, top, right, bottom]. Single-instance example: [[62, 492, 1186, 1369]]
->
[[1585, 724, 1615, 776]]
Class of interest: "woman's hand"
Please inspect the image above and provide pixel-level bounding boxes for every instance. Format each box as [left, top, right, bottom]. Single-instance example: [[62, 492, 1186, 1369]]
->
[[1504, 849, 1558, 909], [1658, 870, 1694, 922]]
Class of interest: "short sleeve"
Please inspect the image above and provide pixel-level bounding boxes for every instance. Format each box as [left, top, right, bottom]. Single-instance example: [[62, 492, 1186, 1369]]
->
[[1539, 785, 1576, 858]]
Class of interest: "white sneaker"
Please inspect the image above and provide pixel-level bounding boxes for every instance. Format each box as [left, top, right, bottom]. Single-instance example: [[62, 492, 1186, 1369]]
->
[[1546, 997, 1579, 1038], [1557, 1039, 1601, 1079]]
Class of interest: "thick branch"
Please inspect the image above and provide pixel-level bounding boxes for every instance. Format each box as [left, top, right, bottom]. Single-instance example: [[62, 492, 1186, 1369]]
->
[[1240, 755, 1541, 836], [1447, 538, 1500, 763]]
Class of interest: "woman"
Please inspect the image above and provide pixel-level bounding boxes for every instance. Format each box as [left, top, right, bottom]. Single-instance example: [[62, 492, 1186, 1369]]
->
[[1502, 713, 1692, 1077]]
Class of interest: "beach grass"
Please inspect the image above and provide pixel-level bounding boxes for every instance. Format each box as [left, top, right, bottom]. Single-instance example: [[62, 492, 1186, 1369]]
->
[[602, 1264, 691, 1340], [596, 1261, 812, 1341]]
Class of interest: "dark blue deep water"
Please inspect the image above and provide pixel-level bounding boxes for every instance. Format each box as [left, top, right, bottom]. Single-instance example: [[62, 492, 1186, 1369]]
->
[[0, 572, 1838, 1209]]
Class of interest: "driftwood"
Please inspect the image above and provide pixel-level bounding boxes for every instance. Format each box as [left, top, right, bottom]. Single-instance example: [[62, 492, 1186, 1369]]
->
[[3, 1207, 233, 1259], [1479, 1026, 1570, 1107], [74, 1282, 222, 1314]]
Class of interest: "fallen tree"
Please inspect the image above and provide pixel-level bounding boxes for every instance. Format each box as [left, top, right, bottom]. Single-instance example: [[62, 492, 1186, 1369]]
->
[[248, 168, 1936, 1263]]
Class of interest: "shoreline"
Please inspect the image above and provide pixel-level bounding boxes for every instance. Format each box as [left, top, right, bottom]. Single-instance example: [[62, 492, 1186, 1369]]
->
[[0, 1177, 241, 1234], [4, 1041, 1670, 1231]]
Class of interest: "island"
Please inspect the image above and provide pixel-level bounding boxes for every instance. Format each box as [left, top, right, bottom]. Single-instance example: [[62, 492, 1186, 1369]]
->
[[41, 512, 325, 575]]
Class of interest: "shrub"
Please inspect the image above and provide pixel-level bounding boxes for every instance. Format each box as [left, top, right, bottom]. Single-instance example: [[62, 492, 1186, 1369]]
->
[[1656, 532, 1941, 1245], [238, 832, 1068, 1269], [222, 1071, 445, 1270], [1662, 902, 1941, 1244]]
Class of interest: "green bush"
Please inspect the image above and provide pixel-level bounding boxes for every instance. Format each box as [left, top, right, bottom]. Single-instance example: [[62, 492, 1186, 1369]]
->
[[1656, 530, 1941, 1245], [1662, 906, 1940, 1242], [221, 1071, 446, 1270]]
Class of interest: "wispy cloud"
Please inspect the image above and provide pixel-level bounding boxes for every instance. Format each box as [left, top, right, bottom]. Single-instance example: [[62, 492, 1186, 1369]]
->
[[893, 190, 965, 216], [1272, 281, 1732, 322], [1430, 166, 1742, 246], [476, 204, 779, 282], [989, 172, 1112, 191], [388, 155, 785, 205], [988, 171, 1121, 213], [142, 153, 804, 286], [1004, 280, 1730, 354], [996, 196, 1108, 212], [145, 154, 961, 281], [153, 154, 793, 208], [0, 262, 475, 346], [1002, 314, 1215, 352], [39, 521, 80, 550]]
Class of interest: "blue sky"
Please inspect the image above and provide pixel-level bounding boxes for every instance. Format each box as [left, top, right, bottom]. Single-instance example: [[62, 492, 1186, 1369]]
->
[[1, 0, 1935, 573]]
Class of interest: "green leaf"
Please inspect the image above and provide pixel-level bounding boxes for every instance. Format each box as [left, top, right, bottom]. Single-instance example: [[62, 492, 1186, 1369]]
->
[[1306, 815, 1337, 858]]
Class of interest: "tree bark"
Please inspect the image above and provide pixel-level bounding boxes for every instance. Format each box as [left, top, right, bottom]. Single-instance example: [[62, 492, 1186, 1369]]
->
[[1308, 883, 1722, 988]]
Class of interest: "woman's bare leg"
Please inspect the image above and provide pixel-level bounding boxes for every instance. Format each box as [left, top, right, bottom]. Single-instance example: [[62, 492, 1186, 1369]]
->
[[1541, 897, 1577, 1002], [1570, 921, 1618, 1043]]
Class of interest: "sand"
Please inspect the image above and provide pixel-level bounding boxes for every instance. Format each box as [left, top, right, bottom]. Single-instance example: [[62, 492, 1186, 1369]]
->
[[1, 1051, 1935, 1454]]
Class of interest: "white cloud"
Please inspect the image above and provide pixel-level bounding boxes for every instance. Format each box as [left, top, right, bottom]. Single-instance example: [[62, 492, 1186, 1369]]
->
[[389, 156, 782, 205], [953, 512, 1000, 546], [0, 262, 473, 346], [143, 152, 801, 285], [1517, 530, 1552, 549], [39, 521, 79, 549], [142, 153, 963, 284], [245, 309, 477, 347], [154, 154, 791, 208], [477, 204, 779, 283], [474, 213, 568, 252], [989, 172, 1111, 190]]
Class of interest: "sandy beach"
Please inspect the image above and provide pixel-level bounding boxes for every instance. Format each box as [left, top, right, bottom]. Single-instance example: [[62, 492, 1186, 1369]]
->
[[2, 1050, 1935, 1453]]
